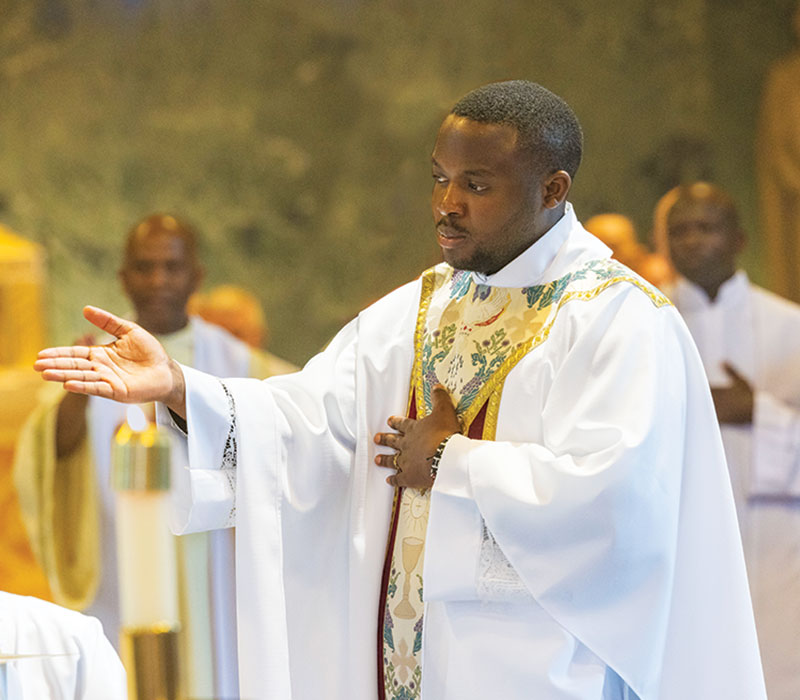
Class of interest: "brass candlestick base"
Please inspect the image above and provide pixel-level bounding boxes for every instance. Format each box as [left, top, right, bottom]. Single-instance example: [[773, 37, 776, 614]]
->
[[120, 623, 182, 700]]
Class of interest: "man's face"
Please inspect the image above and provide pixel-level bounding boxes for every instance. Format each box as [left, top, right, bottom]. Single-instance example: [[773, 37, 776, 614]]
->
[[119, 231, 201, 335], [667, 198, 742, 292], [431, 114, 549, 275]]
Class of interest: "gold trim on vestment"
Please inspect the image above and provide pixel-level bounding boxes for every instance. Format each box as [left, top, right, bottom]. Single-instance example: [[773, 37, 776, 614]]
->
[[410, 266, 671, 430], [411, 268, 438, 421]]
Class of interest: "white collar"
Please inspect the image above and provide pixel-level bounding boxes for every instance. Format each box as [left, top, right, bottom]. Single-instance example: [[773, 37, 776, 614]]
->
[[469, 203, 605, 288], [672, 270, 749, 310]]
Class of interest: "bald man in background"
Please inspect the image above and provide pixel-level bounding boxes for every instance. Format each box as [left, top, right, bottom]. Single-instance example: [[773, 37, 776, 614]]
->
[[662, 182, 800, 699], [14, 214, 295, 700]]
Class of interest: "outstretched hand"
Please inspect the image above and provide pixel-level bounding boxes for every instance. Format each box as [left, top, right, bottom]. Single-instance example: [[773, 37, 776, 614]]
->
[[34, 306, 186, 416], [374, 384, 461, 490]]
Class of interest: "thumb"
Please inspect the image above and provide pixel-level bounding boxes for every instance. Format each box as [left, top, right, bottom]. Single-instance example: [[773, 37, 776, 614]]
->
[[431, 383, 455, 412], [722, 362, 749, 387], [82, 306, 139, 339]]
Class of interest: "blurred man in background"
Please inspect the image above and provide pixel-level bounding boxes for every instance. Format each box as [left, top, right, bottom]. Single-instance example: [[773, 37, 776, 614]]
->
[[14, 213, 295, 700], [663, 182, 800, 700]]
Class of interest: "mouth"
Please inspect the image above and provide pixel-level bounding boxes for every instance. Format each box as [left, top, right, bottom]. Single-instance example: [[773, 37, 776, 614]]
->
[[436, 225, 468, 249], [141, 296, 180, 310]]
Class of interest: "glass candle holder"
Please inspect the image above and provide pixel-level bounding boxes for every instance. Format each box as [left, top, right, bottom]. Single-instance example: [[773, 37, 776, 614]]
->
[[112, 406, 181, 700]]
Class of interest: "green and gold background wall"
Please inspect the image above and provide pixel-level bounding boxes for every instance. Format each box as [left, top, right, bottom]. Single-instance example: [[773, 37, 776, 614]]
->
[[0, 0, 795, 363]]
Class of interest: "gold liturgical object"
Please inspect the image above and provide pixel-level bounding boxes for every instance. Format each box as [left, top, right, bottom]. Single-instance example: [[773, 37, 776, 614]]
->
[[0, 225, 51, 599], [113, 407, 182, 700], [0, 224, 45, 368]]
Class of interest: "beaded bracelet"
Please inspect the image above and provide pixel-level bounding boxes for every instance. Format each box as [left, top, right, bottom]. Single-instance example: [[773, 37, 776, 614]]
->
[[430, 434, 455, 482]]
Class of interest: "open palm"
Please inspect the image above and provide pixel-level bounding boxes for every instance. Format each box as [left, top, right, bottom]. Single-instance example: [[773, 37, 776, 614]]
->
[[35, 306, 177, 405]]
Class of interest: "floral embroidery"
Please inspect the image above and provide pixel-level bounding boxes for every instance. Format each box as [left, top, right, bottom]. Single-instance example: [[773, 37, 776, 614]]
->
[[383, 602, 395, 652], [521, 259, 659, 310], [449, 269, 472, 300], [414, 258, 670, 426], [412, 615, 423, 655], [471, 282, 492, 302], [455, 329, 510, 414]]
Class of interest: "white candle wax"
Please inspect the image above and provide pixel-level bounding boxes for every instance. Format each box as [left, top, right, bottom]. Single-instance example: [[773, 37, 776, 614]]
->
[[112, 410, 179, 630], [115, 490, 179, 628]]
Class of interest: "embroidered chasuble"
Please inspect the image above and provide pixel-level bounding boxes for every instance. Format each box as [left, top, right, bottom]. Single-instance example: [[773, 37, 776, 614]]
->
[[378, 259, 667, 699]]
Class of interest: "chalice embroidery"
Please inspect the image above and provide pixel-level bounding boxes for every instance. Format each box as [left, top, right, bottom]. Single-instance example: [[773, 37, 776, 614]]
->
[[394, 536, 424, 619], [393, 489, 429, 619]]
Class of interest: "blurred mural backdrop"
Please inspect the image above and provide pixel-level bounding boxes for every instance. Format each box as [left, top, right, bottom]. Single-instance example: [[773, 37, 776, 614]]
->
[[0, 0, 795, 364]]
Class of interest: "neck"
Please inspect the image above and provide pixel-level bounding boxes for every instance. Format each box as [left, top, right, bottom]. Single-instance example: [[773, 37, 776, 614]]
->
[[695, 270, 736, 303], [137, 316, 190, 336]]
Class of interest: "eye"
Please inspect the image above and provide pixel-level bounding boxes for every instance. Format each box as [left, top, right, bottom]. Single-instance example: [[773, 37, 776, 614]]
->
[[468, 181, 489, 193], [432, 172, 447, 185]]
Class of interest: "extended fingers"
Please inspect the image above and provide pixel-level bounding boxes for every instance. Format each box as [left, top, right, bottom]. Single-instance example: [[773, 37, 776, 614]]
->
[[386, 415, 413, 433], [35, 355, 94, 371], [35, 346, 91, 365], [63, 379, 115, 398], [374, 431, 402, 449], [374, 451, 399, 469], [83, 306, 138, 338], [41, 367, 105, 383]]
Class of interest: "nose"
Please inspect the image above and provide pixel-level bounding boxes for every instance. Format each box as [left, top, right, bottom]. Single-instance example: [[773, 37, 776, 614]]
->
[[669, 225, 704, 256], [679, 226, 708, 252], [433, 182, 465, 219], [147, 264, 170, 288]]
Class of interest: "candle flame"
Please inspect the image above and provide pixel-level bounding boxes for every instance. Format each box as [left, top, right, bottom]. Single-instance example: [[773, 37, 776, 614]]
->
[[126, 405, 148, 432]]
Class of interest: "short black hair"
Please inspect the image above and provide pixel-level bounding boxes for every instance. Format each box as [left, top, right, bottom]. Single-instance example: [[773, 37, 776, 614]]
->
[[451, 80, 583, 179]]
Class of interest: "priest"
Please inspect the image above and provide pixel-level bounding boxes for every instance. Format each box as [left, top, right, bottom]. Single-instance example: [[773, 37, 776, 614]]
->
[[34, 81, 766, 699], [16, 213, 294, 699]]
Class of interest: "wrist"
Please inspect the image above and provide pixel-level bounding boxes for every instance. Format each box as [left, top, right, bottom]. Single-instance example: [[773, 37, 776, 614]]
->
[[430, 433, 456, 483], [163, 359, 187, 418]]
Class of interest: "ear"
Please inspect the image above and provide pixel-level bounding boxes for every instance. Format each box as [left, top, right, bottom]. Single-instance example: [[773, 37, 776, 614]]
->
[[191, 264, 206, 293], [118, 266, 130, 294], [734, 228, 747, 255], [542, 170, 572, 209]]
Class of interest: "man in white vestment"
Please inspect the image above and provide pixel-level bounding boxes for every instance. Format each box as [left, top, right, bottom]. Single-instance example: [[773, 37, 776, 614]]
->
[[662, 181, 800, 700], [0, 591, 126, 700], [15, 214, 294, 699], [34, 82, 766, 699]]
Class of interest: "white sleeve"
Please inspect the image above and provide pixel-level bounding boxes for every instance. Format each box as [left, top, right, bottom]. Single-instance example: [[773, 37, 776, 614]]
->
[[749, 389, 800, 497], [158, 318, 358, 535]]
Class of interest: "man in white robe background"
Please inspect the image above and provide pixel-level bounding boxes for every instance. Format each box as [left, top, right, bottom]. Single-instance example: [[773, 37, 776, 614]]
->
[[662, 181, 800, 700], [34, 81, 766, 699], [15, 213, 294, 699]]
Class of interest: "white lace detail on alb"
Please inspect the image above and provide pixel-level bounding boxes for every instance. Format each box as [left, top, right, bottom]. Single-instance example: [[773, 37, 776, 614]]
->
[[477, 522, 531, 601], [219, 380, 238, 527]]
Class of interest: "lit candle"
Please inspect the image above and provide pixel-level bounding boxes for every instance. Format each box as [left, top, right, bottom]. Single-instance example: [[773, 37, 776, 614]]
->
[[112, 405, 181, 700]]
